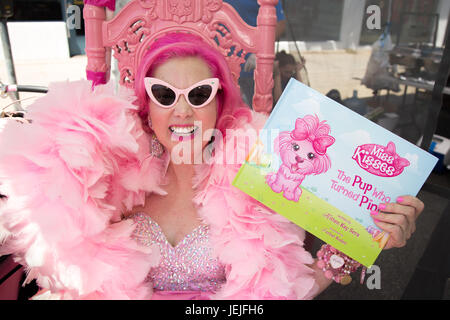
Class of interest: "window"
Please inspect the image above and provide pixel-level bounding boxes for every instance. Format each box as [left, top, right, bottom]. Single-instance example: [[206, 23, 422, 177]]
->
[[280, 0, 344, 42]]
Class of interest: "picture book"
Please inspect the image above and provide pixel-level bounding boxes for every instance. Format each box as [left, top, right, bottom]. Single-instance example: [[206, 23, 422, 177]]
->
[[232, 78, 438, 267]]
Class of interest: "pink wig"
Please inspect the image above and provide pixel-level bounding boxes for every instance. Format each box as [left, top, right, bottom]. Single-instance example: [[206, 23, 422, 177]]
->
[[134, 33, 251, 137]]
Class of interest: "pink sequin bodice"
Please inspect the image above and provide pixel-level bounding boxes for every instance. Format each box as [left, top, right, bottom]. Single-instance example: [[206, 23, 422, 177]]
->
[[131, 213, 226, 292]]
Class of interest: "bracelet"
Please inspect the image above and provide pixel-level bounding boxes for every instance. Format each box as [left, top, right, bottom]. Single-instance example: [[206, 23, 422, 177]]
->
[[316, 244, 363, 285]]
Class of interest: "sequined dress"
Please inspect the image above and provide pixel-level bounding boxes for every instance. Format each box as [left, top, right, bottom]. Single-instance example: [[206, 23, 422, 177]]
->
[[130, 213, 226, 299]]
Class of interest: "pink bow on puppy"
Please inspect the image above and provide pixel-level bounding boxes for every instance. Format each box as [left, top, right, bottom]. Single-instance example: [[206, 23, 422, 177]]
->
[[290, 118, 335, 155]]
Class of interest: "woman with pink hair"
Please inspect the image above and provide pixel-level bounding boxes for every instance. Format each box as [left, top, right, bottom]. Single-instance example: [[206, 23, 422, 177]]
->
[[0, 32, 425, 300]]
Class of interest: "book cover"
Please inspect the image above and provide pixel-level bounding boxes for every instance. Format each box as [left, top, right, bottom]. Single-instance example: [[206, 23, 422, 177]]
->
[[232, 78, 438, 267]]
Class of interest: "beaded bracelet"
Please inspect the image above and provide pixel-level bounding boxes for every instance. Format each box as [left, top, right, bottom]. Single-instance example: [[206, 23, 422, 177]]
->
[[316, 244, 365, 285]]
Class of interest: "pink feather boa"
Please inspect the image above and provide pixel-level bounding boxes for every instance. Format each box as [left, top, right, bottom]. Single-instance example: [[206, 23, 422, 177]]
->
[[0, 80, 318, 299]]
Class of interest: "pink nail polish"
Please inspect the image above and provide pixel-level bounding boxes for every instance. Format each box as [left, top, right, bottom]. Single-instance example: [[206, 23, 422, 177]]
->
[[379, 204, 386, 211], [397, 197, 404, 203], [370, 210, 378, 216]]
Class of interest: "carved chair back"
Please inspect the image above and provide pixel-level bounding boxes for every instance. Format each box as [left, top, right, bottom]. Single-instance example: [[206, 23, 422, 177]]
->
[[83, 0, 278, 113]]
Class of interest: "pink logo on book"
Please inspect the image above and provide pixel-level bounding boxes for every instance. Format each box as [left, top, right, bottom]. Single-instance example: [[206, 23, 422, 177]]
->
[[352, 141, 410, 177]]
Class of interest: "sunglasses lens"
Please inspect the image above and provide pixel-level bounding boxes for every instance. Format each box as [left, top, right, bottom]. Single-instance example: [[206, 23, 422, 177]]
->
[[151, 85, 176, 106], [188, 85, 213, 106]]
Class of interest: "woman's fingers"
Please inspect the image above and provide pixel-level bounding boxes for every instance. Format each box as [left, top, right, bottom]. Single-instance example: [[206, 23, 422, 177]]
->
[[396, 195, 425, 219], [370, 196, 424, 249], [372, 219, 406, 249]]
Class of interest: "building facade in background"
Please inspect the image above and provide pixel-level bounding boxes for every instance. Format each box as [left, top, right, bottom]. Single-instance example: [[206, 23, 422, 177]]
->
[[2, 0, 449, 58]]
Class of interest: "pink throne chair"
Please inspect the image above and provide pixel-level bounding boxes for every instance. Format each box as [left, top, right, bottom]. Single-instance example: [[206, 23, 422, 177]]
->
[[83, 0, 279, 113]]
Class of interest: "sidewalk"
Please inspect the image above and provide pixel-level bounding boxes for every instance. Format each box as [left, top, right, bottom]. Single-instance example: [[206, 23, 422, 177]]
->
[[302, 49, 374, 98], [0, 55, 87, 111]]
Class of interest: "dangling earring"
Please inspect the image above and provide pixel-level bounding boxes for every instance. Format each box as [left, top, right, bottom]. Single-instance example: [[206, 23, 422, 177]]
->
[[148, 117, 164, 158], [204, 135, 216, 161], [150, 133, 164, 158]]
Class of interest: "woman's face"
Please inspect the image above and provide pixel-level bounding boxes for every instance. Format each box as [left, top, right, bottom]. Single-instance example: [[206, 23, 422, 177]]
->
[[280, 63, 296, 80], [148, 56, 218, 162]]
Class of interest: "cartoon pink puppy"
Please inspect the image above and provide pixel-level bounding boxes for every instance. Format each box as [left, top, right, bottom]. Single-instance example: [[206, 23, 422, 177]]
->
[[266, 114, 335, 202]]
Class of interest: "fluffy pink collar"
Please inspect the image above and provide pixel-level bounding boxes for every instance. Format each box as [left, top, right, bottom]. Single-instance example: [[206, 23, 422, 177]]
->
[[0, 81, 317, 299]]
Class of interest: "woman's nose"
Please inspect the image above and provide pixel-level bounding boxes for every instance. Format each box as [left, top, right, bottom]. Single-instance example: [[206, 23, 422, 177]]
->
[[173, 94, 193, 118]]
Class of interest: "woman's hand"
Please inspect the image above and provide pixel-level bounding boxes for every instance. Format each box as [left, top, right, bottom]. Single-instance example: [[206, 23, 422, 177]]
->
[[370, 195, 425, 250]]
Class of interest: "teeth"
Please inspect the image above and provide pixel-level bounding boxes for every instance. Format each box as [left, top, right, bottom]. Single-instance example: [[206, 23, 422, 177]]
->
[[170, 126, 196, 135]]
